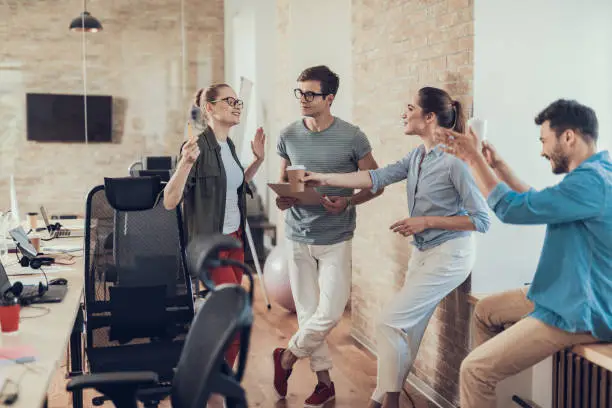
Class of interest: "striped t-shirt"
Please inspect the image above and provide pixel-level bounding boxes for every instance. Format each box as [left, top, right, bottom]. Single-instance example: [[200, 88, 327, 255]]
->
[[277, 117, 372, 245]]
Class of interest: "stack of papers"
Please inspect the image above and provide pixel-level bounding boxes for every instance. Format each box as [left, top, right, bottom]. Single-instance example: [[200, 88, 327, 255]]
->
[[41, 244, 83, 253]]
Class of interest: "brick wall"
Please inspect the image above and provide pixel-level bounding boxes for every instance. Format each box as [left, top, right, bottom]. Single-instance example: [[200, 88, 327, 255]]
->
[[351, 0, 474, 405], [0, 0, 224, 216], [270, 0, 474, 404]]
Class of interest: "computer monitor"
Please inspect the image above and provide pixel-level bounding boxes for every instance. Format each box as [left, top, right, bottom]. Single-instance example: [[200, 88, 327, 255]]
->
[[137, 170, 171, 182], [145, 156, 173, 170], [40, 206, 51, 231], [9, 226, 38, 258]]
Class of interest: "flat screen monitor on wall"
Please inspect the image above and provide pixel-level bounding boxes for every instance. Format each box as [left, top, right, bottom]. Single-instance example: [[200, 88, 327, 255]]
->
[[26, 93, 113, 142]]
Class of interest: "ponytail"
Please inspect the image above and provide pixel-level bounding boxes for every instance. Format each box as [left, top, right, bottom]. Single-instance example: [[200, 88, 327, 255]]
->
[[451, 100, 466, 134], [194, 88, 205, 108], [417, 87, 466, 133]]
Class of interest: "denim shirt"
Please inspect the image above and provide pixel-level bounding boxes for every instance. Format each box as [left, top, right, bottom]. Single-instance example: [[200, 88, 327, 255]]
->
[[369, 145, 490, 250], [488, 151, 612, 341]]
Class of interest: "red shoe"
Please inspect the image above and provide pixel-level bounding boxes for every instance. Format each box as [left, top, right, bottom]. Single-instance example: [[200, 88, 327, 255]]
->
[[304, 382, 335, 408], [272, 348, 292, 399]]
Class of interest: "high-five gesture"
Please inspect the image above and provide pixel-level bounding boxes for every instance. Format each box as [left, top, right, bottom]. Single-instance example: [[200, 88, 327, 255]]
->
[[244, 126, 267, 183], [251, 127, 266, 161]]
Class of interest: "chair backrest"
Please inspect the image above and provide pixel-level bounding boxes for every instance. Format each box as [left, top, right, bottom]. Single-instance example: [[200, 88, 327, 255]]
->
[[170, 234, 256, 408], [145, 156, 173, 170], [83, 177, 194, 350], [171, 285, 252, 408], [113, 204, 187, 299]]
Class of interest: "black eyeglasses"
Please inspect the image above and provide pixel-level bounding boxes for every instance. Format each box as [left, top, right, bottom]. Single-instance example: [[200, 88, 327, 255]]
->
[[210, 97, 244, 109], [294, 89, 328, 102]]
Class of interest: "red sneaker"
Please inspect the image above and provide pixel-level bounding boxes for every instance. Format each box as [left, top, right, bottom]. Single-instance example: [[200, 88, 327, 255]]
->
[[272, 348, 292, 399], [304, 381, 335, 408]]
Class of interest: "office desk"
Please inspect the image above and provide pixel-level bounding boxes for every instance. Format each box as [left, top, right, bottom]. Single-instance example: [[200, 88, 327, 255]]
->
[[0, 237, 84, 408]]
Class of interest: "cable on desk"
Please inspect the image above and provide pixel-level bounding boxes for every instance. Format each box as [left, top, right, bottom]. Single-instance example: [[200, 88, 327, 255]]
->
[[47, 251, 81, 261], [20, 305, 51, 320], [0, 358, 43, 405]]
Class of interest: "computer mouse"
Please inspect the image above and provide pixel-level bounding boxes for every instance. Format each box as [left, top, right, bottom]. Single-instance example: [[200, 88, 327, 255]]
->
[[49, 278, 68, 286]]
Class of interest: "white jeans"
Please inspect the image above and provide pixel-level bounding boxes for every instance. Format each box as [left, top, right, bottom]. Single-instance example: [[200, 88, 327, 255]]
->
[[371, 235, 475, 403], [286, 238, 352, 372]]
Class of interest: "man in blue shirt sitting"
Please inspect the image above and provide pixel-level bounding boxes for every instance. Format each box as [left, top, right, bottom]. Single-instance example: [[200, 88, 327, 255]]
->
[[439, 99, 612, 408]]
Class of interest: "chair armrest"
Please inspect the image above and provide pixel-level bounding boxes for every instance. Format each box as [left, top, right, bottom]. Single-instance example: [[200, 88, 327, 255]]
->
[[512, 395, 538, 408], [67, 371, 159, 392], [186, 234, 242, 288]]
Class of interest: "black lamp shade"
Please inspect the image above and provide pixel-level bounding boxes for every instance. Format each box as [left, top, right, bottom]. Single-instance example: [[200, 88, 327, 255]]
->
[[69, 11, 103, 32]]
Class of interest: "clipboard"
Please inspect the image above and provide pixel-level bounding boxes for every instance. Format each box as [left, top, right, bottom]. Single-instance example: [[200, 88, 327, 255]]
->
[[267, 183, 322, 206]]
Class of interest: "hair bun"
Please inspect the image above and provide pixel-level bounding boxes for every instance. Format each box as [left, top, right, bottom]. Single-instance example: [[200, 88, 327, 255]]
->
[[194, 88, 204, 108]]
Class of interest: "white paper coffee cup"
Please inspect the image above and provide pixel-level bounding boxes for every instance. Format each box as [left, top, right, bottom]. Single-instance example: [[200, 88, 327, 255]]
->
[[468, 118, 487, 142], [287, 165, 306, 171], [287, 165, 306, 192]]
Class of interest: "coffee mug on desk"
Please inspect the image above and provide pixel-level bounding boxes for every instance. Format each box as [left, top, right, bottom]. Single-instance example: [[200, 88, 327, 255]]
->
[[27, 212, 38, 230], [0, 297, 20, 334], [30, 236, 41, 254]]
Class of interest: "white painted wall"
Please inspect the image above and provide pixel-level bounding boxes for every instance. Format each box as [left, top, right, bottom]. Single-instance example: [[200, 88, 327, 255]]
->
[[224, 0, 353, 224], [474, 0, 612, 406], [230, 8, 256, 160], [287, 0, 353, 123], [224, 0, 277, 216], [473, 0, 612, 292]]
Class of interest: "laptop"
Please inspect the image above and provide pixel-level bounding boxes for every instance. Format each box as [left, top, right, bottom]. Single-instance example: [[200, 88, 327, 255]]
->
[[0, 259, 67, 304], [8, 226, 38, 258], [40, 206, 84, 238]]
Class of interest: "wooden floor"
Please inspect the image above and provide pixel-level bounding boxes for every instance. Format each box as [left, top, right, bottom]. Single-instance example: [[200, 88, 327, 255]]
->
[[47, 285, 434, 407]]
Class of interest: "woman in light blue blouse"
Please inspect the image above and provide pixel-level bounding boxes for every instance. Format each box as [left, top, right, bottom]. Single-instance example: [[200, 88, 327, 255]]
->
[[304, 87, 491, 408]]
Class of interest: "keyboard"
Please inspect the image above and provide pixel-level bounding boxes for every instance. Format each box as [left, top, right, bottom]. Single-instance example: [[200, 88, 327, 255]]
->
[[56, 229, 72, 237]]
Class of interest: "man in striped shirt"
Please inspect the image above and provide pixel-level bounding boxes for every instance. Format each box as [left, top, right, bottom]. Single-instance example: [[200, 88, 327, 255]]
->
[[272, 65, 383, 407]]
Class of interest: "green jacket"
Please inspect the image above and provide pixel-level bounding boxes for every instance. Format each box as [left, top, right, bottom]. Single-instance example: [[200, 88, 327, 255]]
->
[[180, 126, 252, 246]]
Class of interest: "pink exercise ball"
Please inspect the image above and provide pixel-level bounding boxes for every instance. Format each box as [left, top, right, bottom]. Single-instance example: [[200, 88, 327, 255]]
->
[[263, 246, 295, 312]]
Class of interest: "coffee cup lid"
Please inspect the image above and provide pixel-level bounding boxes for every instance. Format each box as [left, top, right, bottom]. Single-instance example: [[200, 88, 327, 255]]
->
[[287, 165, 306, 170]]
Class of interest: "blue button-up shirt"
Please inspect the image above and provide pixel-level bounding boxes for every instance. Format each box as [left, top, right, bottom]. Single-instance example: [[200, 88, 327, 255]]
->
[[369, 145, 490, 250], [487, 151, 612, 341]]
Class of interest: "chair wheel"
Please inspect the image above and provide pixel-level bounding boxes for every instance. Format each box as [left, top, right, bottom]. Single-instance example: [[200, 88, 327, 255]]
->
[[92, 396, 107, 406]]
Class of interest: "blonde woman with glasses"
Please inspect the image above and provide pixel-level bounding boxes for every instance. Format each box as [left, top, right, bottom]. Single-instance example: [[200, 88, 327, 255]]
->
[[164, 83, 266, 407]]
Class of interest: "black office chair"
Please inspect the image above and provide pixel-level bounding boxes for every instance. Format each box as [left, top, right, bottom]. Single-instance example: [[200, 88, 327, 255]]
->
[[78, 177, 195, 406], [67, 233, 254, 408]]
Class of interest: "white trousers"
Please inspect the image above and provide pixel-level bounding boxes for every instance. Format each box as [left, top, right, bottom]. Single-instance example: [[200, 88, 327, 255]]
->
[[371, 235, 476, 403], [286, 238, 352, 372]]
